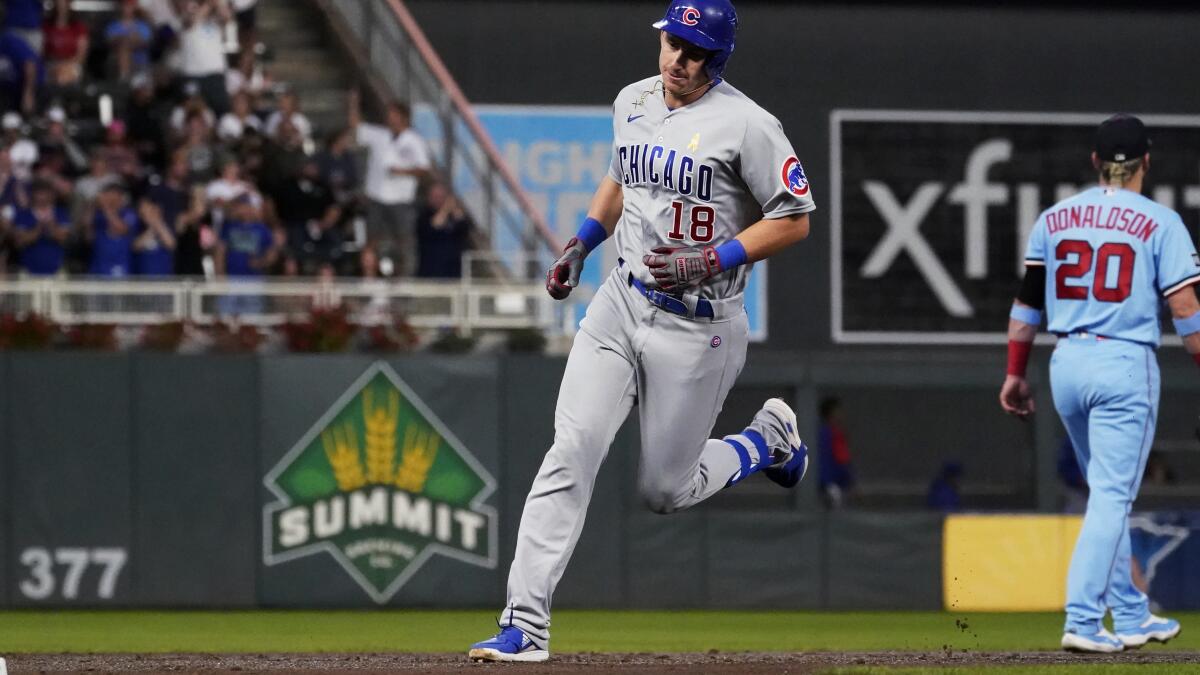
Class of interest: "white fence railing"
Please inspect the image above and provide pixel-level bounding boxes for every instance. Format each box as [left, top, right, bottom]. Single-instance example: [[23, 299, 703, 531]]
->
[[0, 277, 582, 337]]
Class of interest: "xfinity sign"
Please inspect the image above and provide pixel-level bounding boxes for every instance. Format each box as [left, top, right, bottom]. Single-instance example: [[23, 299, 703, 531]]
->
[[831, 110, 1200, 344]]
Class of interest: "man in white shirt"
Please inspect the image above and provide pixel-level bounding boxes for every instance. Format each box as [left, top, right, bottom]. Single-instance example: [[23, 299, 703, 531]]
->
[[179, 0, 232, 115], [264, 90, 312, 144], [347, 89, 431, 277]]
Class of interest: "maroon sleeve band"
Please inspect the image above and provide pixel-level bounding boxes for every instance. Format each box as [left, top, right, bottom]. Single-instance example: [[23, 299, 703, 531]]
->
[[1007, 340, 1034, 377], [1192, 352, 1200, 368]]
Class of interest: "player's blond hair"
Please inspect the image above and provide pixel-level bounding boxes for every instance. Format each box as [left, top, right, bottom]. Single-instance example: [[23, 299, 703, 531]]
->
[[1099, 158, 1144, 188]]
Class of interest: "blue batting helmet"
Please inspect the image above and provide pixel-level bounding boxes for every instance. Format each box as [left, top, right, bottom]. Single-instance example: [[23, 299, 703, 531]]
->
[[652, 0, 739, 79]]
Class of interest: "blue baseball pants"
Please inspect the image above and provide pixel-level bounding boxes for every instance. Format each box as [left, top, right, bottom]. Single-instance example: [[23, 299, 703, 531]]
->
[[1050, 334, 1159, 634]]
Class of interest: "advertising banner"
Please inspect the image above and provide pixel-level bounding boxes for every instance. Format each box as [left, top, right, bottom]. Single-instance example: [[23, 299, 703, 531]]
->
[[262, 362, 498, 604], [832, 111, 1200, 344]]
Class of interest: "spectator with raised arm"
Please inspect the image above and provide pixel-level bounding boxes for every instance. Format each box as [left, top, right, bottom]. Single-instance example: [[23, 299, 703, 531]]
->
[[104, 0, 152, 81], [417, 182, 471, 278], [12, 180, 71, 276], [347, 88, 430, 277], [178, 0, 232, 115]]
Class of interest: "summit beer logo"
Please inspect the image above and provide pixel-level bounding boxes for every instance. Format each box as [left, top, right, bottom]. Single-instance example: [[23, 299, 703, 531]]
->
[[263, 362, 497, 603]]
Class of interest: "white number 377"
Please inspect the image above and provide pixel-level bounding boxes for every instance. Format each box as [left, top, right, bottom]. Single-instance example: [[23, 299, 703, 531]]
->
[[19, 547, 127, 600]]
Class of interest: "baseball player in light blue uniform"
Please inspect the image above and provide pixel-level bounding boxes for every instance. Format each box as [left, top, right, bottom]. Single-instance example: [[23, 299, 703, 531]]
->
[[469, 0, 814, 662], [1001, 115, 1200, 653]]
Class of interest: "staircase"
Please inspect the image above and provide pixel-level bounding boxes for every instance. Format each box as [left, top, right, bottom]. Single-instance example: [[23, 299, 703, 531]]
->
[[255, 0, 356, 137]]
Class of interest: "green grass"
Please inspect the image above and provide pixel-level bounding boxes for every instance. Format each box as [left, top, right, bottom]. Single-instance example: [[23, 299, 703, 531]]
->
[[0, 610, 1195, 654]]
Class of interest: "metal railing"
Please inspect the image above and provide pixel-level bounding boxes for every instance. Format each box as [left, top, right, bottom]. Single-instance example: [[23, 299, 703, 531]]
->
[[0, 277, 581, 336], [317, 0, 560, 279]]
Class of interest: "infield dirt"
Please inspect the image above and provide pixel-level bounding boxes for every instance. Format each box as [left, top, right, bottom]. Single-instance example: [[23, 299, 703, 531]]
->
[[8, 650, 1200, 674]]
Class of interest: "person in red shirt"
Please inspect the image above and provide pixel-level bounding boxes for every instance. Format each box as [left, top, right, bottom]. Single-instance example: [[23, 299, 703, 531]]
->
[[42, 0, 89, 86]]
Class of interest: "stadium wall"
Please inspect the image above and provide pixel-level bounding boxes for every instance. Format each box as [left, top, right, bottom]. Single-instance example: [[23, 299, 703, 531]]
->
[[0, 353, 948, 609], [5, 354, 1199, 610]]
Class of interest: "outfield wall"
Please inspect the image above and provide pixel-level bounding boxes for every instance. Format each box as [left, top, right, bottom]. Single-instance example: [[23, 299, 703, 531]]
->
[[0, 354, 1196, 610]]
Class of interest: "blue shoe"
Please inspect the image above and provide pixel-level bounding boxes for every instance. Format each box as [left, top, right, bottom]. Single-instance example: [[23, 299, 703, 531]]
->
[[1061, 627, 1124, 653], [756, 398, 809, 488], [1116, 615, 1181, 648], [468, 625, 549, 662]]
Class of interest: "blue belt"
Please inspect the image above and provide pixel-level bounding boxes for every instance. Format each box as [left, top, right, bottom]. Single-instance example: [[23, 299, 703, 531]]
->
[[627, 272, 714, 318]]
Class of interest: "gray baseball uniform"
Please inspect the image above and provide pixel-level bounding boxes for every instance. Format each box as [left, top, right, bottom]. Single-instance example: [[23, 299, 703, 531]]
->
[[500, 75, 815, 646]]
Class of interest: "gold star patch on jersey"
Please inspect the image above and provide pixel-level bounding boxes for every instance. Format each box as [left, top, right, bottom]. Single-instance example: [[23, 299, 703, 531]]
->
[[687, 133, 701, 152]]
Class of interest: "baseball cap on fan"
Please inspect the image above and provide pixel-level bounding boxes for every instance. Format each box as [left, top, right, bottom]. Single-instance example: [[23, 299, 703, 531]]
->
[[1095, 114, 1150, 162]]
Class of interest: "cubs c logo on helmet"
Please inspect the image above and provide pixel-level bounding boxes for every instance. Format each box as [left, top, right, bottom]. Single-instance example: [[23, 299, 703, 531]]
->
[[681, 7, 701, 25], [781, 156, 809, 197]]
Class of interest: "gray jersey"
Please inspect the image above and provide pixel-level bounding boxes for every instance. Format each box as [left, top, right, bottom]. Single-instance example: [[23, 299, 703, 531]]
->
[[607, 75, 816, 300]]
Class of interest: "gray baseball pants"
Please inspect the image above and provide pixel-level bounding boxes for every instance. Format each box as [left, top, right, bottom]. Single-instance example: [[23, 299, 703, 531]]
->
[[500, 268, 751, 647]]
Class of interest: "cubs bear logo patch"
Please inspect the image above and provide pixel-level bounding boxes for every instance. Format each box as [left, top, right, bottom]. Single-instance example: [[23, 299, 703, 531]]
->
[[781, 156, 810, 197]]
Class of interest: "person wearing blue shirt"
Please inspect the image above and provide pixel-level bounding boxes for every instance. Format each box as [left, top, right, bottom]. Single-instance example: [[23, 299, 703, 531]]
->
[[104, 0, 153, 80], [1001, 115, 1200, 653], [12, 181, 71, 275], [218, 194, 279, 277], [2, 0, 44, 55], [0, 29, 41, 115], [87, 182, 139, 277]]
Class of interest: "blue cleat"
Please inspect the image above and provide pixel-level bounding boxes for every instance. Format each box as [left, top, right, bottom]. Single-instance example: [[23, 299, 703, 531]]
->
[[468, 625, 549, 663], [1116, 615, 1181, 649], [756, 398, 809, 488], [1061, 627, 1124, 653]]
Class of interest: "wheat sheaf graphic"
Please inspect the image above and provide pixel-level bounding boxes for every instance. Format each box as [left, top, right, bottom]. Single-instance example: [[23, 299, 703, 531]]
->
[[395, 424, 439, 493], [322, 385, 439, 495], [322, 423, 366, 491], [363, 388, 401, 483]]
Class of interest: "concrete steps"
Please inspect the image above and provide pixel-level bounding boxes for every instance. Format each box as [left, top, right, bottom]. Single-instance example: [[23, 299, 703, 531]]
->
[[254, 0, 356, 136]]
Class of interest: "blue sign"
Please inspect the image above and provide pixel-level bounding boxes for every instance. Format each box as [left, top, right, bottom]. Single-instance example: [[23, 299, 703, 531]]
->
[[475, 105, 768, 340]]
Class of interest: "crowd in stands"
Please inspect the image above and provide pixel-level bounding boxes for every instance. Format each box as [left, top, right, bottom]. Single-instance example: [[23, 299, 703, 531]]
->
[[0, 0, 471, 281]]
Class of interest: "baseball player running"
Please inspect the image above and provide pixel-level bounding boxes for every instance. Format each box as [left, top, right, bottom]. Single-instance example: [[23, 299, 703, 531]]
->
[[1001, 114, 1197, 653], [469, 0, 813, 662]]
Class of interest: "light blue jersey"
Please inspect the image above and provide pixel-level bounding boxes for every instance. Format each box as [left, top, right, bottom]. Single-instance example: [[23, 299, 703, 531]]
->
[[1025, 186, 1200, 345]]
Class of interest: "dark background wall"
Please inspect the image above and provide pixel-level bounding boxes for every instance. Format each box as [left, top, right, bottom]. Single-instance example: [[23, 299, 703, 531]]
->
[[406, 1, 1200, 351], [2, 352, 1198, 609], [0, 353, 959, 609]]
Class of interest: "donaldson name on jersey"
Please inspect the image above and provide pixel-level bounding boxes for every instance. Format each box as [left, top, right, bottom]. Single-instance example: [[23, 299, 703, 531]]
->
[[1025, 186, 1200, 346]]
